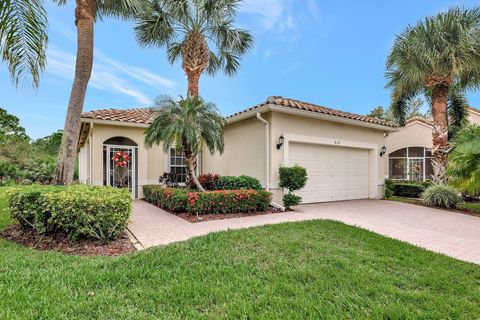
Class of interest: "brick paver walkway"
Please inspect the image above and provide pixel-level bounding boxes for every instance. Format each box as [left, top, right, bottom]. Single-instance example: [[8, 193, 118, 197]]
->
[[129, 199, 480, 265]]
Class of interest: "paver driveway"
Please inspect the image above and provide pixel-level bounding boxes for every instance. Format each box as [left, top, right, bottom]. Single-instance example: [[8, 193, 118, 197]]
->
[[129, 199, 480, 264]]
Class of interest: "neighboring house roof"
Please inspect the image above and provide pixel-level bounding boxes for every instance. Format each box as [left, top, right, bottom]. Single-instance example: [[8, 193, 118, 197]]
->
[[228, 96, 398, 128], [82, 108, 155, 124], [406, 116, 433, 127], [404, 106, 480, 127]]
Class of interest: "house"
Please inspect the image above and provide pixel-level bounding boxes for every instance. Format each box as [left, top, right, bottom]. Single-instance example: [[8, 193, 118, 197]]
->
[[385, 107, 480, 182], [78, 96, 397, 204]]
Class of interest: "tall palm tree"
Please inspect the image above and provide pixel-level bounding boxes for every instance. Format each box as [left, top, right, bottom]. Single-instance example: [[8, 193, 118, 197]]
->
[[54, 0, 145, 185], [447, 125, 480, 195], [0, 0, 48, 87], [144, 95, 225, 191], [135, 0, 253, 97], [386, 6, 480, 184]]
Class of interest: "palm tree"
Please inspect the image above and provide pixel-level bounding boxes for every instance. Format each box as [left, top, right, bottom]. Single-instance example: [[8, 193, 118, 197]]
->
[[54, 0, 145, 185], [144, 95, 225, 191], [0, 0, 48, 87], [386, 6, 480, 184], [447, 125, 480, 195], [135, 0, 253, 97]]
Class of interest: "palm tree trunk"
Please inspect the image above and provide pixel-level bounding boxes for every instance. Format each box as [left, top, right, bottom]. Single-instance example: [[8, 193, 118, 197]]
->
[[186, 68, 202, 97], [183, 142, 204, 191], [55, 0, 95, 185], [431, 85, 450, 184]]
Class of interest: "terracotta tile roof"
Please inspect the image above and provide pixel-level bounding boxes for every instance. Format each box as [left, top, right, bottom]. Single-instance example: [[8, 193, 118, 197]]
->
[[406, 116, 433, 126], [81, 108, 155, 124], [228, 96, 398, 128], [82, 96, 399, 128]]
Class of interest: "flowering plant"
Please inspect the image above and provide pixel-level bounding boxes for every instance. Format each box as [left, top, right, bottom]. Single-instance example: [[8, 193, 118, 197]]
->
[[112, 151, 131, 168]]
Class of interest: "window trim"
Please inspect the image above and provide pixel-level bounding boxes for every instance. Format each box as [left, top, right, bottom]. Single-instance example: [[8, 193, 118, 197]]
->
[[388, 147, 433, 182]]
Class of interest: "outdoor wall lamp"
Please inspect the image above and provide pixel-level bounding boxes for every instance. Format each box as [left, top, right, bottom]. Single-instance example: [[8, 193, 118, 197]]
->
[[380, 145, 387, 157], [276, 134, 285, 150]]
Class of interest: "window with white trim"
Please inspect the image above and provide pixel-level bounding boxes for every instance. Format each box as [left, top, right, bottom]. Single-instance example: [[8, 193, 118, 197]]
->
[[169, 147, 187, 184], [388, 147, 433, 181]]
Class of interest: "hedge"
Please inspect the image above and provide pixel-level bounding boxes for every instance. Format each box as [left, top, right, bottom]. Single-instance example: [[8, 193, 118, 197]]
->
[[187, 189, 272, 215], [393, 182, 426, 198], [143, 185, 188, 212], [216, 175, 262, 190], [8, 185, 131, 242], [143, 185, 272, 215]]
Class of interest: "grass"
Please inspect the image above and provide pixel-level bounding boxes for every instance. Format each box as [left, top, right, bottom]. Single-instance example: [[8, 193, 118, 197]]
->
[[1, 188, 480, 319], [460, 202, 480, 213], [387, 196, 419, 204], [388, 195, 480, 213]]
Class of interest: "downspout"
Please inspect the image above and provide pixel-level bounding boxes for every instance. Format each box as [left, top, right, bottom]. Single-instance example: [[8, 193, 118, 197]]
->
[[89, 123, 94, 185], [256, 112, 270, 191]]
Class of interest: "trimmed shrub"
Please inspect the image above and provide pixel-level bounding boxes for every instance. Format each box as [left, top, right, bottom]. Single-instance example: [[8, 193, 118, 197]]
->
[[279, 166, 308, 191], [393, 182, 425, 198], [198, 173, 220, 191], [7, 185, 132, 242], [45, 186, 131, 241], [143, 185, 188, 212], [216, 175, 262, 190], [187, 189, 272, 215], [422, 184, 463, 209], [384, 179, 395, 199], [7, 185, 64, 233], [282, 193, 302, 208], [279, 165, 308, 209]]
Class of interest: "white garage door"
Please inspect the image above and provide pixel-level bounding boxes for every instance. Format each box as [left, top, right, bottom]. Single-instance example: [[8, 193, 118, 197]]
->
[[288, 143, 370, 203]]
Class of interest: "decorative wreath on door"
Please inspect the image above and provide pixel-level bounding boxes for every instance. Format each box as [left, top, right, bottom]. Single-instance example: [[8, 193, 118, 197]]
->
[[112, 151, 131, 168]]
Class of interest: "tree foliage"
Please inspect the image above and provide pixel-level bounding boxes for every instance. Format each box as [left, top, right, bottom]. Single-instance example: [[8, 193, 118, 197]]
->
[[144, 95, 226, 190], [135, 0, 253, 96], [0, 107, 28, 140], [0, 0, 48, 87], [447, 125, 480, 195]]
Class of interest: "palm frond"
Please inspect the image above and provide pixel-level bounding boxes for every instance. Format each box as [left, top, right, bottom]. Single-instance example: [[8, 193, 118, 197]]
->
[[0, 0, 48, 88], [448, 124, 480, 194], [134, 0, 175, 47], [447, 84, 469, 138], [95, 0, 147, 20], [134, 0, 252, 77], [145, 94, 225, 156]]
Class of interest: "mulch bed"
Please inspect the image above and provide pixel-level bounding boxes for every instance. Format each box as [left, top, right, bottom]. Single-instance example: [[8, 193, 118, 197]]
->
[[1, 224, 136, 256], [145, 200, 285, 223], [176, 207, 285, 223]]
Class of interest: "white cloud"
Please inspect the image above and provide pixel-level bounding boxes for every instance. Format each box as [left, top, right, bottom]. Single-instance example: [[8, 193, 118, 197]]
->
[[94, 50, 176, 89], [306, 0, 321, 20], [45, 46, 175, 106], [239, 0, 287, 31]]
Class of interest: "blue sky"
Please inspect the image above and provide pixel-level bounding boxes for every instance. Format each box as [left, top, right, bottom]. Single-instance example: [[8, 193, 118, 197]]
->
[[2, 0, 480, 139]]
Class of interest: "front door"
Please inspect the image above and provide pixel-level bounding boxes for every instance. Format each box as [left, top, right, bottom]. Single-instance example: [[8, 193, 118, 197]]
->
[[105, 145, 137, 198]]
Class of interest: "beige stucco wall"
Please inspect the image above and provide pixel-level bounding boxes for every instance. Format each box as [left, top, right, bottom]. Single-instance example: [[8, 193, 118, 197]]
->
[[268, 112, 387, 203], [78, 123, 167, 198], [383, 121, 433, 180], [201, 116, 267, 185], [469, 109, 480, 124]]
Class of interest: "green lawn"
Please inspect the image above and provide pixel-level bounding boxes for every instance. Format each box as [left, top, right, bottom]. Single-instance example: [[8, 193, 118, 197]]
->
[[460, 202, 480, 213], [1, 188, 480, 319], [388, 195, 480, 213]]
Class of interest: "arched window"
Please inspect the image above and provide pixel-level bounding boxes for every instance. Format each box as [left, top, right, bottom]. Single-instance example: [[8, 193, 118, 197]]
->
[[103, 136, 137, 146], [388, 147, 433, 181]]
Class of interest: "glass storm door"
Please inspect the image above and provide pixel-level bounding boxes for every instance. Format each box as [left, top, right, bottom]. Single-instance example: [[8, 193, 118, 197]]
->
[[408, 158, 424, 182], [105, 145, 136, 196]]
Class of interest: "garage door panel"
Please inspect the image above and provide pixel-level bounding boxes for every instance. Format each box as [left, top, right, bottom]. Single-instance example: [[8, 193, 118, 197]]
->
[[288, 143, 370, 203]]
